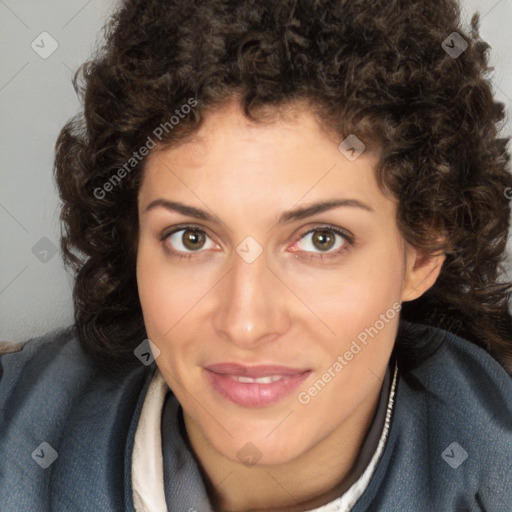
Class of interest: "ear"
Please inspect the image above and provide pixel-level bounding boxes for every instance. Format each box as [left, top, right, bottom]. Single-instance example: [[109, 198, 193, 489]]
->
[[401, 243, 446, 303]]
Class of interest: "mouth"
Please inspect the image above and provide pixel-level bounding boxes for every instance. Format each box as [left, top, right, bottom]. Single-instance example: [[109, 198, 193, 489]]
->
[[203, 363, 312, 407]]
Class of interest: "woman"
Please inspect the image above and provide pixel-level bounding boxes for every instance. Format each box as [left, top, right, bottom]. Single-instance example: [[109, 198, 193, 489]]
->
[[1, 0, 511, 510]]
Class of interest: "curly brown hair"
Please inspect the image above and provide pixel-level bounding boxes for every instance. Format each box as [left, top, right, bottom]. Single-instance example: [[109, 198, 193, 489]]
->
[[54, 0, 512, 374]]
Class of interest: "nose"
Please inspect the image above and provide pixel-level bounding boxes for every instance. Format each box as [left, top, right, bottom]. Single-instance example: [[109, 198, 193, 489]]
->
[[212, 245, 291, 349]]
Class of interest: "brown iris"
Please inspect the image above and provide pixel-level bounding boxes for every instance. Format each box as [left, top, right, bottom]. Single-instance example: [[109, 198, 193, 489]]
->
[[311, 230, 336, 251], [182, 229, 206, 250]]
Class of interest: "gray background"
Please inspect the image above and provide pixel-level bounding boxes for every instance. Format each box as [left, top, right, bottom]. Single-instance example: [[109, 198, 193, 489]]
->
[[1, 0, 511, 342]]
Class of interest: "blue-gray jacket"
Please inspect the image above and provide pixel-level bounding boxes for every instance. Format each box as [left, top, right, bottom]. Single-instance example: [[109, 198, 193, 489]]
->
[[0, 320, 511, 511]]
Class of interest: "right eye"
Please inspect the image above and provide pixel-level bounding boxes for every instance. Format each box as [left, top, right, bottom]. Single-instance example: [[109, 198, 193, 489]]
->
[[161, 226, 219, 258]]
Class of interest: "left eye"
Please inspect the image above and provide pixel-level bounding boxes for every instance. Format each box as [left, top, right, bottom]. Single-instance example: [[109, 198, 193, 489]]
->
[[295, 228, 349, 254]]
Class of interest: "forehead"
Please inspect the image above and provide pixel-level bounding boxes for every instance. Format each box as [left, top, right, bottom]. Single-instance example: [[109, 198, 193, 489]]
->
[[139, 100, 391, 215], [149, 100, 339, 165]]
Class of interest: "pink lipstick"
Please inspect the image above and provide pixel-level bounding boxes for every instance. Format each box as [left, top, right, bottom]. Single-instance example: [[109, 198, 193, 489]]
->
[[204, 363, 312, 407]]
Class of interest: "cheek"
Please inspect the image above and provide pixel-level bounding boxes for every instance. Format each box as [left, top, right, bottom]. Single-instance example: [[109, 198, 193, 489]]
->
[[136, 244, 176, 335], [136, 245, 209, 348], [296, 245, 404, 363], [298, 254, 403, 330]]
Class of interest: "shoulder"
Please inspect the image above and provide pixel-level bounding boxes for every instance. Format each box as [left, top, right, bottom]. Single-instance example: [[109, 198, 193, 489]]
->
[[0, 326, 153, 510], [0, 325, 110, 398], [0, 326, 83, 399], [389, 320, 512, 508], [0, 325, 153, 434], [0, 325, 152, 419], [0, 324, 151, 384], [399, 319, 512, 419]]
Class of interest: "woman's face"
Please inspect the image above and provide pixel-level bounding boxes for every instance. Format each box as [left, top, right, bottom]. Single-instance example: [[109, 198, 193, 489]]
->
[[136, 99, 442, 466]]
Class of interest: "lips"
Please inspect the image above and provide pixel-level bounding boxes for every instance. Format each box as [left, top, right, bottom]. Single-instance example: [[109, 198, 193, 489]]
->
[[205, 363, 308, 378], [204, 362, 312, 407]]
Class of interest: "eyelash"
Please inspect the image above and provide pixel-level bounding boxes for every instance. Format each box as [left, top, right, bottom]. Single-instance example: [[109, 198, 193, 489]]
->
[[160, 224, 354, 261]]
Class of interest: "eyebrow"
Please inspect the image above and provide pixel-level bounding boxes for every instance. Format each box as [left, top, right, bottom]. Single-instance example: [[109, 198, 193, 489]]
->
[[143, 198, 374, 225]]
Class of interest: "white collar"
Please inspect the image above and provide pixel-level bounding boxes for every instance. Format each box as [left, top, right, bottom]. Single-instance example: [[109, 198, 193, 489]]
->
[[132, 364, 398, 512], [132, 368, 168, 512]]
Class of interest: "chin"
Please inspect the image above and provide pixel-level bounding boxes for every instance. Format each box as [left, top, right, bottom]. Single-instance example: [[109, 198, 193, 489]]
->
[[210, 427, 313, 467]]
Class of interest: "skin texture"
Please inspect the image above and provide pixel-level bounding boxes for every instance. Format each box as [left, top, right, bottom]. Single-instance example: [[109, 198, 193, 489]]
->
[[136, 99, 445, 511]]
